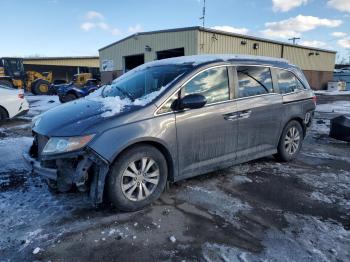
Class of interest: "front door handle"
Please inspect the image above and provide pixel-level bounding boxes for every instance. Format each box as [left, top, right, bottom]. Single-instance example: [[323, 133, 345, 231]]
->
[[239, 110, 252, 119]]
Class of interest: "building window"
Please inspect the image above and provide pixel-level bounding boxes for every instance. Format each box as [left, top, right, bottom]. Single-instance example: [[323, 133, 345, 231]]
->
[[237, 66, 273, 98]]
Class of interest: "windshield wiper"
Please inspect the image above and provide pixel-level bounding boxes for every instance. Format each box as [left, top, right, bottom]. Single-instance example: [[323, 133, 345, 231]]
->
[[116, 86, 134, 101], [104, 85, 134, 101]]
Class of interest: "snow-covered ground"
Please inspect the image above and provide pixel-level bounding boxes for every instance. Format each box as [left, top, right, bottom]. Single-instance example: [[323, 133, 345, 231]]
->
[[315, 90, 350, 96], [0, 95, 349, 261], [25, 95, 60, 118], [316, 100, 350, 115]]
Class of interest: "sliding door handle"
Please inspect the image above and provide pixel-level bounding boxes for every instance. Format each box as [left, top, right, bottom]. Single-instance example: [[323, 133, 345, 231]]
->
[[223, 112, 238, 121], [239, 110, 252, 119]]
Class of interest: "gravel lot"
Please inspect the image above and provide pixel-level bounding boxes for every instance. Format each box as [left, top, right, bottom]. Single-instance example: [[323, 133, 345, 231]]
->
[[0, 95, 349, 261]]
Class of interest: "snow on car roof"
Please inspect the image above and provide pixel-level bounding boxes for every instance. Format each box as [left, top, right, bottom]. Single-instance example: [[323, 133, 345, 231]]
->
[[138, 54, 290, 68]]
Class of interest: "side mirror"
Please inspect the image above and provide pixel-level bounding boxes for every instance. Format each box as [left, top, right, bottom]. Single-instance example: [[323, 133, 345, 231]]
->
[[179, 94, 207, 110]]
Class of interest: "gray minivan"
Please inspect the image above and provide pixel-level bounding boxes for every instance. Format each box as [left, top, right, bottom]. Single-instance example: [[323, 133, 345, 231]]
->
[[24, 55, 316, 211]]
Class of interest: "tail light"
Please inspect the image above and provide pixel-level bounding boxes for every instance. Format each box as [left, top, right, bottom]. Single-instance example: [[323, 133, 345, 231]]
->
[[312, 96, 317, 106]]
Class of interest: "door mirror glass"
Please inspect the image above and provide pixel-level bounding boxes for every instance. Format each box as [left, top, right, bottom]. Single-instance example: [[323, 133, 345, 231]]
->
[[179, 94, 207, 109]]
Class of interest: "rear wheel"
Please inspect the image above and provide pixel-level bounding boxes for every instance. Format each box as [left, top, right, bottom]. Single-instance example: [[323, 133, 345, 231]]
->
[[274, 120, 303, 162], [107, 145, 168, 211], [32, 80, 50, 95], [60, 93, 77, 103], [0, 79, 13, 88], [65, 93, 78, 102]]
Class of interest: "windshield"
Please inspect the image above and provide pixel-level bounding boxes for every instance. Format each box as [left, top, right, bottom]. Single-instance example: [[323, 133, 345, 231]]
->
[[3, 58, 24, 76], [102, 65, 192, 100]]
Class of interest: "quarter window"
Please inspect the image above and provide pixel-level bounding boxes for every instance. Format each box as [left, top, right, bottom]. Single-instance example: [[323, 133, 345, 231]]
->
[[237, 66, 273, 98], [277, 69, 305, 94], [182, 67, 229, 104]]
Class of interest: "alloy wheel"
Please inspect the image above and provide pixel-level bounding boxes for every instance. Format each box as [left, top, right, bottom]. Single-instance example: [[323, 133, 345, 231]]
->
[[284, 126, 301, 155], [121, 157, 160, 201]]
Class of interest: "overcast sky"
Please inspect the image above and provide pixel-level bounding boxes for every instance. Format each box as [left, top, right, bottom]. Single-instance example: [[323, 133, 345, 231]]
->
[[0, 0, 349, 62]]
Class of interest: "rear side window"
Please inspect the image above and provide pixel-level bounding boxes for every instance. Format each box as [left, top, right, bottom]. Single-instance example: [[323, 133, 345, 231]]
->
[[183, 67, 229, 104], [237, 66, 273, 98], [277, 69, 305, 94]]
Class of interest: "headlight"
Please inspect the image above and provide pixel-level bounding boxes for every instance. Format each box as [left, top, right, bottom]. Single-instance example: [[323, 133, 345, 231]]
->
[[42, 135, 95, 155]]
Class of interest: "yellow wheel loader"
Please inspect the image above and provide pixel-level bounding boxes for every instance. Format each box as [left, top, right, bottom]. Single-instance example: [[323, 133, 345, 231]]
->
[[0, 57, 52, 95]]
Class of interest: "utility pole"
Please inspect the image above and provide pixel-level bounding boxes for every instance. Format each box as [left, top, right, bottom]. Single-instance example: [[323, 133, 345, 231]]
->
[[199, 0, 206, 27], [288, 37, 300, 45]]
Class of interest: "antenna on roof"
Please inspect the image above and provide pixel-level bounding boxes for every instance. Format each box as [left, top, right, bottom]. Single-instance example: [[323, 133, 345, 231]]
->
[[288, 37, 300, 45], [199, 0, 206, 27]]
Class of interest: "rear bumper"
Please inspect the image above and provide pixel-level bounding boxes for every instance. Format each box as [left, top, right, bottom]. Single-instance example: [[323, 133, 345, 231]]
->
[[22, 152, 57, 180]]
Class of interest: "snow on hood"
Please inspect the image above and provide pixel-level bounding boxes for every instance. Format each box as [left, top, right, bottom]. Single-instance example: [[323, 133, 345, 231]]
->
[[85, 72, 184, 118], [86, 85, 167, 118]]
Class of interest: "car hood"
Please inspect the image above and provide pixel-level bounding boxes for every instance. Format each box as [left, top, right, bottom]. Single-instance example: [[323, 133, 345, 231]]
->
[[32, 97, 137, 137]]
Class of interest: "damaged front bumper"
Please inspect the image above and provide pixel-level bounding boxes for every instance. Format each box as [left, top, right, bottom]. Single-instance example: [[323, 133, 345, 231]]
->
[[23, 145, 110, 204], [23, 152, 57, 180]]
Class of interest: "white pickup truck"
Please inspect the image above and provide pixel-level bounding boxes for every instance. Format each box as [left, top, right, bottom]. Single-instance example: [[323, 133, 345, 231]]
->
[[0, 85, 29, 121]]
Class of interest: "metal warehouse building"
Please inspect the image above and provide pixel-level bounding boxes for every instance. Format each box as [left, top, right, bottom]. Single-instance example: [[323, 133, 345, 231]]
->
[[23, 56, 100, 82], [99, 27, 336, 89]]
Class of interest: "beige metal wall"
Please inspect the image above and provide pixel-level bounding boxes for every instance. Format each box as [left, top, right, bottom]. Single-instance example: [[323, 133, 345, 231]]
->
[[99, 29, 198, 71], [197, 31, 282, 58], [197, 30, 335, 72], [23, 58, 99, 67], [282, 46, 335, 71]]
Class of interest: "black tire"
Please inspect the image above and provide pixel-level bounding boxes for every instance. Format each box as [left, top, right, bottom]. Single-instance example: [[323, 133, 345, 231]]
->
[[45, 178, 59, 193], [64, 93, 78, 102], [107, 145, 168, 211], [0, 79, 13, 88], [0, 107, 9, 123], [32, 79, 50, 95], [274, 120, 304, 162]]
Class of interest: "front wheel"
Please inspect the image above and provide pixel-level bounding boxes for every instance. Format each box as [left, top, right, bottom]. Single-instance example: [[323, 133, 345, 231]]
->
[[32, 80, 50, 95], [274, 120, 303, 162], [107, 145, 168, 211]]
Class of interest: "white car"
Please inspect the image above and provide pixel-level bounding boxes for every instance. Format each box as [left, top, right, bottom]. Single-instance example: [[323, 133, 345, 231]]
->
[[0, 85, 29, 121]]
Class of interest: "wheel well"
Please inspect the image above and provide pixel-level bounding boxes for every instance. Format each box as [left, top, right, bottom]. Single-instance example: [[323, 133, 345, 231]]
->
[[114, 141, 175, 182], [0, 105, 9, 118]]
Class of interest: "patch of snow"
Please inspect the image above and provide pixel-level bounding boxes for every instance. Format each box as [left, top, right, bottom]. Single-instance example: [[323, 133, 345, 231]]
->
[[133, 86, 167, 106], [310, 191, 333, 204], [169, 236, 176, 243], [0, 137, 33, 172], [181, 185, 251, 225], [202, 214, 350, 262], [108, 229, 116, 236], [26, 95, 60, 116], [231, 175, 253, 185], [310, 120, 330, 134], [32, 247, 41, 254], [302, 151, 350, 163], [315, 90, 350, 96], [90, 85, 168, 118], [97, 96, 132, 117], [133, 54, 288, 69]]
